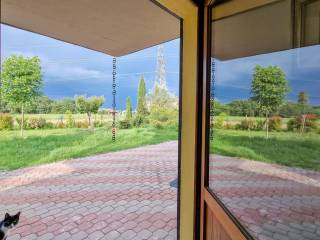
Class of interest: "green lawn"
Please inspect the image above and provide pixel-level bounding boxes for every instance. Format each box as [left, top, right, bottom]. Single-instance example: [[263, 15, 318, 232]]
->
[[0, 127, 319, 171], [0, 127, 178, 170], [210, 129, 320, 171]]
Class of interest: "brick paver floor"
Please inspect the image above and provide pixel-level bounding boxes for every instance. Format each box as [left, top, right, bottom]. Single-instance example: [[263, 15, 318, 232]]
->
[[2, 142, 319, 240], [0, 142, 178, 240], [210, 155, 320, 240]]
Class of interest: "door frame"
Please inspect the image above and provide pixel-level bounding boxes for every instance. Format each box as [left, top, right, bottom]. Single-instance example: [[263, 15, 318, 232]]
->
[[199, 1, 250, 239], [155, 1, 199, 240], [199, 1, 285, 240]]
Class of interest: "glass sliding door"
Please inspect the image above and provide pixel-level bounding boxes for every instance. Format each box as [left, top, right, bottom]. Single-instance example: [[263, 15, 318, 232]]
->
[[205, 0, 320, 239]]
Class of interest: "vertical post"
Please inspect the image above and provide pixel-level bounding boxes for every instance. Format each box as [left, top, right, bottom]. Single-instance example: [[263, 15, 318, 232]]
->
[[112, 57, 116, 142]]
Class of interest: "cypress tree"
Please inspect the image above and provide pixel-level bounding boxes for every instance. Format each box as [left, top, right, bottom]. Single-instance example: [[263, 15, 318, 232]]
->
[[126, 96, 132, 120], [136, 75, 147, 116], [298, 91, 309, 106]]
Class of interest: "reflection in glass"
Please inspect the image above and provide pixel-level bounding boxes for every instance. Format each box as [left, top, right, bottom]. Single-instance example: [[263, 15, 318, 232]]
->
[[209, 1, 320, 239]]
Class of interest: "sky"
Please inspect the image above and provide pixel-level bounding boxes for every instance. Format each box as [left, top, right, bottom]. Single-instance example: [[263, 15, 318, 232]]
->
[[214, 45, 320, 106], [1, 24, 180, 110], [1, 24, 319, 109]]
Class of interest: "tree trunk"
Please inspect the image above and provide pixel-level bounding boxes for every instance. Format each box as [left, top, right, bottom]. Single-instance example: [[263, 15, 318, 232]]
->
[[265, 112, 269, 139], [301, 115, 306, 134], [87, 113, 91, 128], [21, 105, 24, 137]]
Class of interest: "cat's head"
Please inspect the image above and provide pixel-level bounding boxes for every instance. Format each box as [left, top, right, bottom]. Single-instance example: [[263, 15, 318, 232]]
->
[[2, 212, 20, 229]]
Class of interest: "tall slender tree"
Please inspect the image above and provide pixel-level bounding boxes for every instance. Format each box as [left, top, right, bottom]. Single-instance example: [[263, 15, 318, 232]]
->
[[298, 91, 309, 106], [1, 55, 42, 136], [125, 96, 132, 120], [251, 65, 289, 138], [297, 91, 309, 115], [136, 75, 147, 116]]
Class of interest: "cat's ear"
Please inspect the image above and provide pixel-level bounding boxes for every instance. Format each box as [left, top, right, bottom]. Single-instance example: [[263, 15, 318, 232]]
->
[[16, 212, 21, 218], [5, 213, 10, 219]]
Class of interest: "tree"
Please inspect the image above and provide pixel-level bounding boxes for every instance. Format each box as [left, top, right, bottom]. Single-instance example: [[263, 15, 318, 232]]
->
[[279, 102, 301, 117], [1, 55, 42, 136], [125, 96, 132, 120], [136, 76, 148, 116], [228, 100, 259, 117], [210, 99, 230, 116], [0, 99, 9, 113], [149, 83, 178, 125], [297, 91, 311, 115], [75, 95, 105, 127], [251, 65, 289, 138], [26, 96, 53, 114], [149, 84, 177, 110], [298, 91, 309, 106], [51, 98, 76, 114]]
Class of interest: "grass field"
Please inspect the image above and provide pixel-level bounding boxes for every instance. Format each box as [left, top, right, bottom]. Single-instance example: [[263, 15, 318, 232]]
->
[[0, 127, 319, 171], [210, 129, 320, 171], [0, 127, 177, 170]]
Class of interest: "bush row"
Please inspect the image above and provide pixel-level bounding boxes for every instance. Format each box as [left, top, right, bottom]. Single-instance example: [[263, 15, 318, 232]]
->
[[0, 113, 111, 130], [119, 116, 178, 130], [214, 114, 319, 133]]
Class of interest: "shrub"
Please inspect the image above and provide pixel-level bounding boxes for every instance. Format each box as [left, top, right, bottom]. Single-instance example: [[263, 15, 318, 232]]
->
[[56, 121, 65, 129], [66, 111, 75, 128], [255, 120, 265, 131], [0, 113, 14, 130], [104, 120, 113, 129], [287, 114, 318, 132], [236, 118, 255, 130], [149, 108, 177, 124], [28, 117, 47, 129], [223, 122, 233, 130], [133, 115, 145, 127], [287, 118, 298, 131], [119, 120, 131, 129], [165, 119, 179, 129], [269, 116, 282, 131], [93, 120, 104, 128], [16, 117, 29, 129], [75, 120, 89, 128], [214, 112, 227, 129], [45, 122, 55, 129], [151, 120, 165, 129]]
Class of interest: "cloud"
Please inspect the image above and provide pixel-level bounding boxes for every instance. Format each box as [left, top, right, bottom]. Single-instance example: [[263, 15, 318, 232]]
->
[[44, 63, 106, 81], [214, 45, 320, 87], [3, 50, 108, 82]]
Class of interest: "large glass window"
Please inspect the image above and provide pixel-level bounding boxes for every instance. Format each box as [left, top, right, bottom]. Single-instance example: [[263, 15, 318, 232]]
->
[[209, 1, 320, 239]]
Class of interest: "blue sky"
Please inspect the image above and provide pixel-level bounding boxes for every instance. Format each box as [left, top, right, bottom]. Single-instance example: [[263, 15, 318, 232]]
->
[[1, 24, 180, 110], [215, 46, 320, 106], [1, 24, 319, 108]]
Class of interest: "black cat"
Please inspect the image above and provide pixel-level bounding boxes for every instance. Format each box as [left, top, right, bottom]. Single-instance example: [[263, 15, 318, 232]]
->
[[0, 212, 20, 240]]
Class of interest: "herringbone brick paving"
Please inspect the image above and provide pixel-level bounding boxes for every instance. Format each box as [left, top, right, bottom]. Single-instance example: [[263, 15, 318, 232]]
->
[[0, 142, 178, 240], [210, 155, 320, 240]]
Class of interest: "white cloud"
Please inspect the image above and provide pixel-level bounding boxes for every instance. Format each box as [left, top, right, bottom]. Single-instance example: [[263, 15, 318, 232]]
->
[[3, 50, 108, 82], [44, 63, 106, 81], [213, 45, 320, 87]]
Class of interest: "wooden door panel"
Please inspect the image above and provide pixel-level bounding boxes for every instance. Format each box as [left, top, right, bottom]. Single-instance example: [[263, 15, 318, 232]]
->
[[206, 205, 232, 240]]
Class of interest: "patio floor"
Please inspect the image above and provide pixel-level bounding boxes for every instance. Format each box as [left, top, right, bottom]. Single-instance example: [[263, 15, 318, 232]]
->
[[210, 155, 320, 240], [0, 142, 178, 240], [1, 142, 319, 240]]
